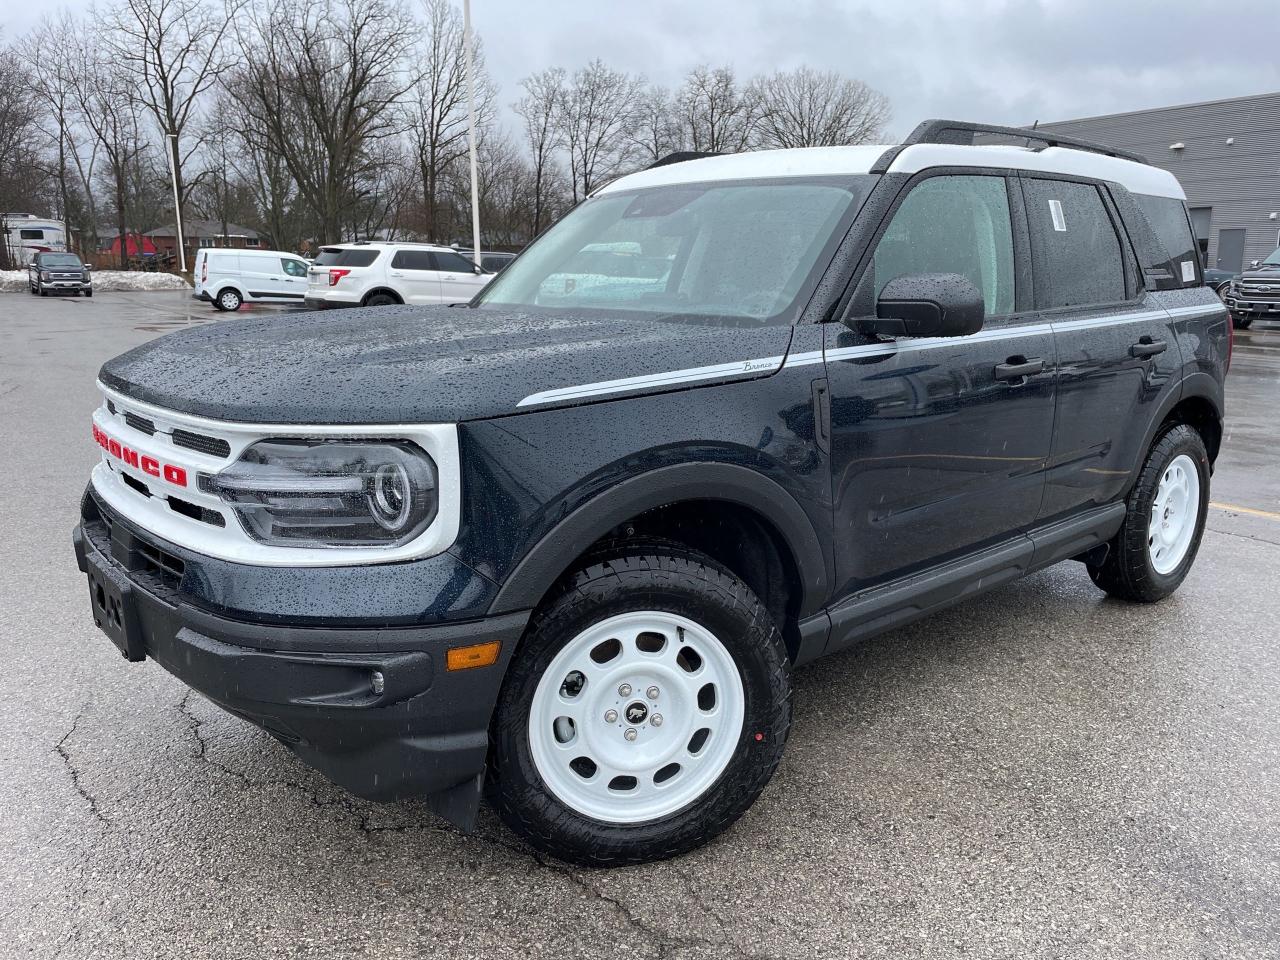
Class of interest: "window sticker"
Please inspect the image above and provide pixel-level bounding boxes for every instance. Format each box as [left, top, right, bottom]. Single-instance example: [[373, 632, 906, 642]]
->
[[1048, 199, 1067, 232], [1181, 260, 1195, 282]]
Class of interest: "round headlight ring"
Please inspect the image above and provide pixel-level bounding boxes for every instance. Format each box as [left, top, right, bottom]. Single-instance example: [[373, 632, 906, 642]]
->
[[370, 462, 413, 531]]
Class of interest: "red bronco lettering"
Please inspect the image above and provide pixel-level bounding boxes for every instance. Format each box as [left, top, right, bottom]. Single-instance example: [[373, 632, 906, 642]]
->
[[92, 423, 188, 488]]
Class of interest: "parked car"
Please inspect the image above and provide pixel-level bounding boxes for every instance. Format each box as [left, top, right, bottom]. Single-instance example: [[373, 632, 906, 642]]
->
[[74, 120, 1228, 867], [303, 241, 493, 308], [1203, 265, 1236, 295], [192, 248, 312, 311], [455, 249, 517, 273], [1222, 247, 1280, 329], [28, 251, 91, 297]]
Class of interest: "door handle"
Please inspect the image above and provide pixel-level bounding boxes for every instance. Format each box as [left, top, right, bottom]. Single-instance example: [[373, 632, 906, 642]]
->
[[1130, 337, 1167, 358], [994, 357, 1045, 382], [390, 271, 405, 278]]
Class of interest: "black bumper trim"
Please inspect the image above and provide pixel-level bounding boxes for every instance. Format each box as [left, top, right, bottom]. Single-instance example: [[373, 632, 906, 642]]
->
[[74, 520, 529, 824]]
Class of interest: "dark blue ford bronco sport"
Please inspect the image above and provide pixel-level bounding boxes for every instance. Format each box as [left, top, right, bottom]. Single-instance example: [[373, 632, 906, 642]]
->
[[74, 121, 1229, 866]]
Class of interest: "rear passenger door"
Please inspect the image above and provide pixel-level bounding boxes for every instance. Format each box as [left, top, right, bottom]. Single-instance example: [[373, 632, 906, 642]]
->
[[825, 173, 1057, 600], [1020, 176, 1181, 521], [388, 250, 443, 303]]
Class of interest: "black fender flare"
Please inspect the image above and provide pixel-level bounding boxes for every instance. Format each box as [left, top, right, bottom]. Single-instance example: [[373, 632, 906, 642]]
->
[[1128, 373, 1224, 489], [487, 462, 831, 618]]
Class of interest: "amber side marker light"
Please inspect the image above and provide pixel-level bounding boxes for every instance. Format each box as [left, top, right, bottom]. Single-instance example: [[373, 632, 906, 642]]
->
[[447, 640, 502, 671]]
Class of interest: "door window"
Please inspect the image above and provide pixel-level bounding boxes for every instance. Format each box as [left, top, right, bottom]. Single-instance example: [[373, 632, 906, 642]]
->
[[281, 258, 308, 277], [430, 251, 478, 273], [1023, 179, 1126, 308], [871, 175, 1015, 317], [390, 250, 433, 270]]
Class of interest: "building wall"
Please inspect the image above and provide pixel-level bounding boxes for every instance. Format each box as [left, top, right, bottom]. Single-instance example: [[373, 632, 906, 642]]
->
[[1037, 93, 1280, 273]]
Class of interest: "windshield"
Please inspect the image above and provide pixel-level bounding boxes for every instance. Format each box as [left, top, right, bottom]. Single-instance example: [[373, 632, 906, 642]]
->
[[40, 254, 82, 266], [1263, 248, 1280, 266], [477, 176, 874, 323]]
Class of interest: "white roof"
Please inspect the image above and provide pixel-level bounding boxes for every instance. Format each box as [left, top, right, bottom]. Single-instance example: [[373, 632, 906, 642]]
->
[[599, 142, 1184, 200]]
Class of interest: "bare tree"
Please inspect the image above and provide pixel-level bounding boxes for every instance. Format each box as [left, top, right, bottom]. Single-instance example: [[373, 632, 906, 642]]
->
[[676, 65, 754, 153], [0, 40, 47, 267], [558, 59, 644, 202], [106, 0, 246, 236], [515, 67, 565, 237], [632, 85, 681, 163], [409, 0, 494, 242], [233, 0, 420, 243], [749, 67, 890, 149], [70, 54, 149, 268]]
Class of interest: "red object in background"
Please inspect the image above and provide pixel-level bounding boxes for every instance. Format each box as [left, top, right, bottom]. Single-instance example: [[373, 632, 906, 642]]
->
[[107, 234, 158, 257]]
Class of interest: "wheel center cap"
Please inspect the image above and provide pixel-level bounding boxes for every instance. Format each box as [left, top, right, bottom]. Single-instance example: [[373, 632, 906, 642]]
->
[[625, 701, 649, 725]]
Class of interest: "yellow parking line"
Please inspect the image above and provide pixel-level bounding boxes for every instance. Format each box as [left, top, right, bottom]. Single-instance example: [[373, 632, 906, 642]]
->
[[1210, 501, 1280, 522]]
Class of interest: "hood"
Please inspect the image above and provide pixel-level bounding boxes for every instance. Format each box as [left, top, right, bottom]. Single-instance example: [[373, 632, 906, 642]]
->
[[1240, 262, 1280, 281], [99, 305, 795, 424]]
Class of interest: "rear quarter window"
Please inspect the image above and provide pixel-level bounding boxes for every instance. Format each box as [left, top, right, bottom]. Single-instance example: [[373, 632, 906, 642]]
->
[[314, 248, 381, 267], [1135, 194, 1200, 287]]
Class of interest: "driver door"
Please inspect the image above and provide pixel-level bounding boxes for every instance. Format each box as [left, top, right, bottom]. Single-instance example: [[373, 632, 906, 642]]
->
[[824, 173, 1058, 599]]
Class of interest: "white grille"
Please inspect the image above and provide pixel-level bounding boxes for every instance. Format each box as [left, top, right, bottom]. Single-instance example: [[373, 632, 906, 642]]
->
[[91, 383, 461, 567]]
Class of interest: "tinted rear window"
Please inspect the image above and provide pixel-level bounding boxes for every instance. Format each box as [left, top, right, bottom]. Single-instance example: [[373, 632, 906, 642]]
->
[[1023, 178, 1126, 308], [313, 248, 381, 267], [1135, 194, 1199, 286]]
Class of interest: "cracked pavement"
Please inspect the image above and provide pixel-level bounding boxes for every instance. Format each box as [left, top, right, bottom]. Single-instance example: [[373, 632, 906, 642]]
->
[[3, 292, 1280, 959]]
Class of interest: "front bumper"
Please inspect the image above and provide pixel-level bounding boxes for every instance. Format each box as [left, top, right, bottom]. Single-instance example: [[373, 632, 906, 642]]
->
[[41, 279, 91, 292], [1225, 295, 1280, 316], [72, 496, 528, 828]]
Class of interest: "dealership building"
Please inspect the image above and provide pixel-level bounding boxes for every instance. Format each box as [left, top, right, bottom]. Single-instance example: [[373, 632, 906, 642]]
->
[[1037, 92, 1280, 274]]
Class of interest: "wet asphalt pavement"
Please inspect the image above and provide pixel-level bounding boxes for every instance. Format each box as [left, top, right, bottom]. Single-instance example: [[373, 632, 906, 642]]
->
[[2, 291, 1279, 959]]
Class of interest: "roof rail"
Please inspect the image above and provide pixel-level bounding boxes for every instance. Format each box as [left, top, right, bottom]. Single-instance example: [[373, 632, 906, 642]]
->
[[648, 151, 721, 169], [870, 119, 1147, 173]]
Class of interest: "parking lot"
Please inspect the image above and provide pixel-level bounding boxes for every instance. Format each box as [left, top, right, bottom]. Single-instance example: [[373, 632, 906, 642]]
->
[[2, 290, 1279, 959]]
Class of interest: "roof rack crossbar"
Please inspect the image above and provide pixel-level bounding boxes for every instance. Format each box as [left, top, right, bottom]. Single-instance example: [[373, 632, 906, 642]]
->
[[894, 119, 1148, 165]]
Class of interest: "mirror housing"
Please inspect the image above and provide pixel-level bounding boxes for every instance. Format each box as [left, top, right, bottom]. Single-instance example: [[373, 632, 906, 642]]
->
[[859, 273, 985, 338], [1250, 259, 1260, 269]]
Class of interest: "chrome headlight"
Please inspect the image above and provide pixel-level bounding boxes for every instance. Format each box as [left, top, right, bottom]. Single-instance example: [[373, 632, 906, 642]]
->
[[209, 439, 438, 548]]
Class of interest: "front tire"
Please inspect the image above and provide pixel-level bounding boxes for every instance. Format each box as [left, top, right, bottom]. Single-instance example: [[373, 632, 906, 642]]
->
[[1232, 314, 1253, 330], [490, 545, 791, 867], [1088, 424, 1210, 603], [215, 288, 243, 311]]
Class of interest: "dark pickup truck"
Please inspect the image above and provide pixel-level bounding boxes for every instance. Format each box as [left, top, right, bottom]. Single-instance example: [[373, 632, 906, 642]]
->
[[29, 251, 92, 297], [1223, 247, 1280, 329]]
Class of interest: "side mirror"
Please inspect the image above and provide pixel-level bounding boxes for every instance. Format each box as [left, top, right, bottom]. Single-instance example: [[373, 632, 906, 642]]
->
[[859, 273, 984, 338], [1250, 260, 1260, 269]]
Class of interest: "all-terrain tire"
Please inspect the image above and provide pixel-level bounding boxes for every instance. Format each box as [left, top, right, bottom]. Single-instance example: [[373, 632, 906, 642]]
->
[[490, 544, 791, 867], [1088, 423, 1210, 603]]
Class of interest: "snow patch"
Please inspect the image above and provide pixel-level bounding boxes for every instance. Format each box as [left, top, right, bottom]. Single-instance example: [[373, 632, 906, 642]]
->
[[0, 270, 191, 293]]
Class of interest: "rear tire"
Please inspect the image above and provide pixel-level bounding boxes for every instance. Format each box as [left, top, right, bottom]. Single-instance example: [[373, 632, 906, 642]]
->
[[1088, 424, 1210, 603], [364, 292, 399, 307], [490, 544, 791, 867]]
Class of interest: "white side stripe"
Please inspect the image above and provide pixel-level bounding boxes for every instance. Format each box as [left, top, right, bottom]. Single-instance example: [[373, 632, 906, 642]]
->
[[515, 355, 786, 408], [514, 302, 1226, 407]]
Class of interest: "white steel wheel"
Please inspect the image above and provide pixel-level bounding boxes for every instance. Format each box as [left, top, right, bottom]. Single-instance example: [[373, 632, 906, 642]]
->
[[1148, 453, 1200, 575], [528, 610, 745, 824]]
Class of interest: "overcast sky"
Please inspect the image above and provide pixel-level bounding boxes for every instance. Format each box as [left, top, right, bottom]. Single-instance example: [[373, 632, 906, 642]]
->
[[7, 0, 1278, 137]]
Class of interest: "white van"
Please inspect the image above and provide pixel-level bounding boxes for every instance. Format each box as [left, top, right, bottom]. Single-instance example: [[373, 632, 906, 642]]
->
[[193, 248, 311, 311]]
